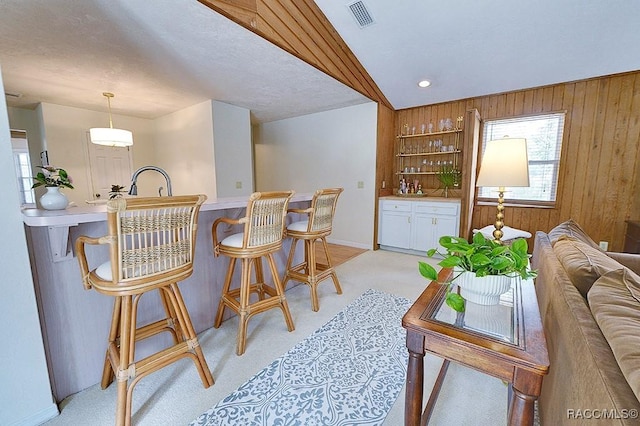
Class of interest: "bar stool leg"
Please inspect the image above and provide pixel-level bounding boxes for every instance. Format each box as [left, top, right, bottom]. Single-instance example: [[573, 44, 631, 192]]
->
[[236, 258, 252, 355], [267, 252, 295, 331], [214, 257, 236, 328], [168, 283, 214, 387], [115, 295, 133, 426], [321, 236, 343, 295], [102, 297, 121, 389], [303, 239, 321, 312], [283, 237, 299, 289]]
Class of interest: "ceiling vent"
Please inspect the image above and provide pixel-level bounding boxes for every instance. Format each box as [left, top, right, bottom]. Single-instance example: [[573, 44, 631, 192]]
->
[[347, 1, 375, 28]]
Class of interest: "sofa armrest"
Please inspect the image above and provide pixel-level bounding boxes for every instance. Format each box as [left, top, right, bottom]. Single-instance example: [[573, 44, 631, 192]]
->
[[607, 252, 640, 275]]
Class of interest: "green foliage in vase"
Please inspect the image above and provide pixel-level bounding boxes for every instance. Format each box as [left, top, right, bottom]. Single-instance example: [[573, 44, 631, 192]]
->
[[436, 164, 461, 190], [418, 232, 537, 312], [109, 184, 127, 199], [32, 166, 74, 189]]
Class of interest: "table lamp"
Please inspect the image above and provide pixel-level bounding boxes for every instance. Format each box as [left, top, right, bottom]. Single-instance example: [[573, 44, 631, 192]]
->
[[476, 137, 530, 243]]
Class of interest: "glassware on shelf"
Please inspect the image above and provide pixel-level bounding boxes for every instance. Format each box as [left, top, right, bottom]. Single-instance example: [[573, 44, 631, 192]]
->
[[438, 119, 445, 132], [421, 123, 426, 134], [444, 118, 453, 131], [428, 121, 434, 133]]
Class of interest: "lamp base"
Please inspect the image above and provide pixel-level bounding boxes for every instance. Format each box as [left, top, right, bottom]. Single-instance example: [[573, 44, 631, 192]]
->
[[492, 187, 506, 244]]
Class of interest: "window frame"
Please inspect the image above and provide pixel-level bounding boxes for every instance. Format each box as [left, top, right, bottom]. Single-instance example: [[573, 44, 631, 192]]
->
[[477, 112, 566, 208]]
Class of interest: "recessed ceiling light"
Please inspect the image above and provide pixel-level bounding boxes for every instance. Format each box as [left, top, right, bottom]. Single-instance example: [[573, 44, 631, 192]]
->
[[418, 80, 431, 88]]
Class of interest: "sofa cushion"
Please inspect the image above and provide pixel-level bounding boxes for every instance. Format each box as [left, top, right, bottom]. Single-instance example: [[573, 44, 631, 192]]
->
[[548, 219, 602, 251], [552, 235, 623, 298], [588, 268, 640, 402]]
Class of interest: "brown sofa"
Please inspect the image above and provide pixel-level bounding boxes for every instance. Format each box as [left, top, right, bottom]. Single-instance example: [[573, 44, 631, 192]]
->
[[532, 220, 640, 425]]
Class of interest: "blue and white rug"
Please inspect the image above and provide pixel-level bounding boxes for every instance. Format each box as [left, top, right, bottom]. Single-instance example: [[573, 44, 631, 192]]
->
[[190, 289, 412, 426]]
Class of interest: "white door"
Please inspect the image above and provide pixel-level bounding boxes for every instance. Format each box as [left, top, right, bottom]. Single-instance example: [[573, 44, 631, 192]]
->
[[86, 133, 133, 201]]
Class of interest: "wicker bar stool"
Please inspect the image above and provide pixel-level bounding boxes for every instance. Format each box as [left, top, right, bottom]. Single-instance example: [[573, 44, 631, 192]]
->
[[212, 191, 295, 355], [283, 187, 344, 312], [75, 195, 214, 426]]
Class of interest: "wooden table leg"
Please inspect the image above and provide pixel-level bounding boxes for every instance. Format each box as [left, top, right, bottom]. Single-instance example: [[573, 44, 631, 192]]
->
[[405, 331, 426, 426], [508, 368, 543, 426]]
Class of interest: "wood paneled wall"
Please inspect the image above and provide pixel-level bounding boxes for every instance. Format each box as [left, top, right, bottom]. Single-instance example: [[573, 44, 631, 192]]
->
[[393, 72, 640, 251]]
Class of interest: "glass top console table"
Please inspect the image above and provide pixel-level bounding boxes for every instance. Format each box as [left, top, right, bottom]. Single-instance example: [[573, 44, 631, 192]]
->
[[402, 268, 549, 425]]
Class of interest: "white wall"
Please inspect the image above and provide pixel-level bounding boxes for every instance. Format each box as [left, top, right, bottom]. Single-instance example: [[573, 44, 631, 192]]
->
[[34, 103, 155, 205], [153, 100, 217, 199], [212, 101, 253, 197], [254, 102, 378, 248], [0, 71, 58, 425]]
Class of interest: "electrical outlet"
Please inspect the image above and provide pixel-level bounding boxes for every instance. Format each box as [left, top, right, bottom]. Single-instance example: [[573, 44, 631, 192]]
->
[[235, 181, 242, 189], [357, 181, 364, 189], [599, 241, 609, 251]]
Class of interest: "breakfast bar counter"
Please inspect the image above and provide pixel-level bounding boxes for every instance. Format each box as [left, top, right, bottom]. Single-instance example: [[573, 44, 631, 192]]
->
[[23, 193, 312, 402]]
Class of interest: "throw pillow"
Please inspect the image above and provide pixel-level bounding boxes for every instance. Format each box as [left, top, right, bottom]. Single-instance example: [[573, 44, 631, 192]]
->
[[552, 235, 623, 298], [548, 219, 602, 251], [588, 269, 640, 402]]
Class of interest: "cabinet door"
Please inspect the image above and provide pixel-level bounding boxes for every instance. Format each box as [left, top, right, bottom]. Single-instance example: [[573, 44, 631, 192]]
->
[[433, 215, 459, 242], [412, 214, 436, 252], [379, 211, 412, 248]]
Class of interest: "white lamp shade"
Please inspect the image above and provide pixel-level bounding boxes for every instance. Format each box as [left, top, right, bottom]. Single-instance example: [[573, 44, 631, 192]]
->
[[89, 127, 133, 147], [476, 137, 530, 188]]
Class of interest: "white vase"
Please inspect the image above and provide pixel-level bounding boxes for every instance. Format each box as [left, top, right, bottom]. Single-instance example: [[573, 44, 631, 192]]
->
[[40, 186, 69, 210], [455, 271, 513, 305]]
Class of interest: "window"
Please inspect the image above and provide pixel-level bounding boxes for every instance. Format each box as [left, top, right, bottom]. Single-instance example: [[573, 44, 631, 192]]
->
[[478, 112, 565, 205], [11, 131, 36, 206]]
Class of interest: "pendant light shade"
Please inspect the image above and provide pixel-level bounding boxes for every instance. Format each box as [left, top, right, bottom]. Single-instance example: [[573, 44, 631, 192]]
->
[[90, 92, 133, 147]]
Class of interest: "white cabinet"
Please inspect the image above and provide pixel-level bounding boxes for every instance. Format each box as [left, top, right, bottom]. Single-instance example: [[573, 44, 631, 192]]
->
[[378, 198, 460, 254], [378, 200, 412, 249]]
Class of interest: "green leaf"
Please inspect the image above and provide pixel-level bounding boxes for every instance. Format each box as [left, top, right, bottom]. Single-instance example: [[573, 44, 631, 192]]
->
[[426, 248, 437, 257], [511, 238, 528, 254], [491, 256, 513, 271], [439, 256, 462, 268], [472, 231, 488, 244], [469, 253, 492, 266], [418, 261, 438, 281], [445, 292, 465, 312]]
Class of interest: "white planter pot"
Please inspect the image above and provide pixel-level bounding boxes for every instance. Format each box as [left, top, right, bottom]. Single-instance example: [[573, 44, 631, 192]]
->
[[40, 186, 69, 210], [455, 271, 513, 305]]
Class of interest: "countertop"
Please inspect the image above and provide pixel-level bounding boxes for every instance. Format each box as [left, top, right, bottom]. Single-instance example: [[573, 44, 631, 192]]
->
[[379, 195, 461, 203], [22, 192, 314, 227]]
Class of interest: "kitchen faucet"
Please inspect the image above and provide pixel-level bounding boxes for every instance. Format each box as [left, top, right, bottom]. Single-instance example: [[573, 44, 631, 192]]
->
[[128, 166, 173, 196]]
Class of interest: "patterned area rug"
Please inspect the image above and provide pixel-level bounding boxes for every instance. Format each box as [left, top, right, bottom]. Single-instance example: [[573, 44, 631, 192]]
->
[[190, 289, 412, 426]]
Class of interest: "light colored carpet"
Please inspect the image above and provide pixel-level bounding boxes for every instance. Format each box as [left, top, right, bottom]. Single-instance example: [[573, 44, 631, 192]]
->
[[44, 249, 508, 426]]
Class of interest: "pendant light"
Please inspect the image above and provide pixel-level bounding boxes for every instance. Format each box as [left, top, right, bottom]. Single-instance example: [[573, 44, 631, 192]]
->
[[89, 92, 133, 147]]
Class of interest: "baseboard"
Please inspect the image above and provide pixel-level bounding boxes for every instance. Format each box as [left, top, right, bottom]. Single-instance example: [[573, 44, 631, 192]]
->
[[326, 238, 371, 250], [378, 245, 428, 257], [9, 402, 59, 426]]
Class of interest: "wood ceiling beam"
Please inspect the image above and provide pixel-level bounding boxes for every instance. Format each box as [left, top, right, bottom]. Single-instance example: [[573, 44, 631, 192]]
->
[[198, 0, 393, 109]]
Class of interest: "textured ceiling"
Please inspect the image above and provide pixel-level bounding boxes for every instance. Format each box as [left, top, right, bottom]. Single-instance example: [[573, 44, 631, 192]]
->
[[0, 0, 368, 123], [1, 0, 640, 123]]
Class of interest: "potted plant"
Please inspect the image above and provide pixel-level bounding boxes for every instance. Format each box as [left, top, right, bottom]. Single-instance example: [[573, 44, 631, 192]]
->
[[109, 184, 127, 199], [32, 166, 74, 210], [436, 164, 460, 198], [418, 232, 537, 312]]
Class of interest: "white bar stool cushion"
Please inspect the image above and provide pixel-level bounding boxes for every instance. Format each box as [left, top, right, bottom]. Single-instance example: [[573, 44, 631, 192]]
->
[[96, 261, 112, 281], [287, 220, 309, 232], [221, 232, 244, 248]]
